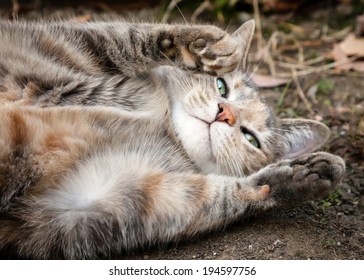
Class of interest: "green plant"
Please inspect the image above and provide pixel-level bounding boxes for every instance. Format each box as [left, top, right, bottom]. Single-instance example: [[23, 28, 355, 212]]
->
[[321, 188, 342, 208], [317, 77, 335, 95]]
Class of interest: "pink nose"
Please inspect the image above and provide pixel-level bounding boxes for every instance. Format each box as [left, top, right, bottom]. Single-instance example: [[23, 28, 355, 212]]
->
[[216, 103, 236, 126]]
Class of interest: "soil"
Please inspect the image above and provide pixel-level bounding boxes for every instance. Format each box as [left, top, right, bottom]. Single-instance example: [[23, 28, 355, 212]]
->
[[2, 2, 363, 260]]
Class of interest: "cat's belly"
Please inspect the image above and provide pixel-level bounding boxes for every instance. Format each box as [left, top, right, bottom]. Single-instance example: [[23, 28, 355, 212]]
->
[[42, 143, 196, 212]]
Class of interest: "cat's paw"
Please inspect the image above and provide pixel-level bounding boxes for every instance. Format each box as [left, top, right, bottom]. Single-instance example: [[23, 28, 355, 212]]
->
[[160, 25, 241, 75], [186, 33, 241, 75], [252, 152, 345, 207]]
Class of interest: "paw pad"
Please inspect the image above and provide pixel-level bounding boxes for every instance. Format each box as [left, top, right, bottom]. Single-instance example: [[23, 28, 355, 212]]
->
[[193, 38, 207, 48], [161, 38, 172, 49]]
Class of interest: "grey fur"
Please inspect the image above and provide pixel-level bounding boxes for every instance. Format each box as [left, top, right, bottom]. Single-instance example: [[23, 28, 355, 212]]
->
[[0, 20, 345, 259]]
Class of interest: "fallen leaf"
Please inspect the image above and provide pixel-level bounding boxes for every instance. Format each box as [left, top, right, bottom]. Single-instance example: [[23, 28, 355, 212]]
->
[[339, 61, 364, 72], [251, 74, 289, 88], [331, 44, 350, 63], [339, 33, 364, 57], [330, 43, 364, 72]]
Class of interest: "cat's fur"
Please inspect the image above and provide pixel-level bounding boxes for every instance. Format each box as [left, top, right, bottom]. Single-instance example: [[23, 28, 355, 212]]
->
[[0, 19, 344, 259]]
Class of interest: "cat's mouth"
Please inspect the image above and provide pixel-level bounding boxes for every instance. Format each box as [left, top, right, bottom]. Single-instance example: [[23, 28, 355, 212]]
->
[[193, 116, 213, 150]]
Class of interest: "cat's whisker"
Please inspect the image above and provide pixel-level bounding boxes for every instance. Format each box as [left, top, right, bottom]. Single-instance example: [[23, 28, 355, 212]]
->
[[158, 51, 175, 67], [219, 137, 245, 177], [174, 0, 188, 25], [247, 55, 264, 81]]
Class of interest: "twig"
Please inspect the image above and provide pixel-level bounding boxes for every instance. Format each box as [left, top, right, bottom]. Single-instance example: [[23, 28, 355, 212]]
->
[[277, 40, 324, 53], [304, 56, 326, 66], [292, 70, 314, 115], [277, 79, 293, 108], [12, 0, 19, 19], [275, 61, 314, 70], [322, 26, 352, 42], [161, 0, 183, 23], [252, 0, 264, 50], [191, 0, 213, 23], [276, 56, 360, 78], [258, 31, 282, 76]]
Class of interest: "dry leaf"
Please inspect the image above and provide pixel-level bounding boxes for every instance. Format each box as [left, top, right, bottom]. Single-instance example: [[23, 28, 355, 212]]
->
[[339, 33, 364, 57], [341, 61, 364, 72], [330, 43, 364, 72], [331, 44, 350, 63], [251, 74, 289, 88]]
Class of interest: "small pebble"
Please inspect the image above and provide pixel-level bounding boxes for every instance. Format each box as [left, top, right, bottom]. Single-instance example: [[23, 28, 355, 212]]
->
[[274, 239, 282, 246]]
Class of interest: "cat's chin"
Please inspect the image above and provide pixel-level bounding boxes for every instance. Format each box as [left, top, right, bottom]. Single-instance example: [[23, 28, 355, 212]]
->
[[208, 121, 235, 162], [171, 103, 217, 172]]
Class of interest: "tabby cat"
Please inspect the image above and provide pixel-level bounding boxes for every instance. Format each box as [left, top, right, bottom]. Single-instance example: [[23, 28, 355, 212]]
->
[[0, 19, 344, 259]]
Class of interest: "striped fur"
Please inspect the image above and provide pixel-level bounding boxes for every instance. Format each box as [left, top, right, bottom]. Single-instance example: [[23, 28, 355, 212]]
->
[[0, 20, 344, 259]]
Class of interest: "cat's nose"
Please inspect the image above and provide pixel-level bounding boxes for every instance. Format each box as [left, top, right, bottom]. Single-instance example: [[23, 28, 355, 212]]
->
[[216, 103, 236, 126]]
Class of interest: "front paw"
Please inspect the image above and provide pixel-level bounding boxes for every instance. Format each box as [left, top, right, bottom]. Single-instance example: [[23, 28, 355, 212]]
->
[[160, 25, 241, 75], [187, 33, 240, 75], [253, 152, 345, 207]]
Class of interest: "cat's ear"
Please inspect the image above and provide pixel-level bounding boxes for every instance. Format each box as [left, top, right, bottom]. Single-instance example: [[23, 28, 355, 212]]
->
[[232, 20, 255, 70], [277, 119, 330, 160]]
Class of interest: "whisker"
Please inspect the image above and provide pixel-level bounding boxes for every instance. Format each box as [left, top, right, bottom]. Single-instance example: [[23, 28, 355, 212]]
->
[[158, 50, 175, 67], [247, 56, 264, 81], [174, 0, 188, 25]]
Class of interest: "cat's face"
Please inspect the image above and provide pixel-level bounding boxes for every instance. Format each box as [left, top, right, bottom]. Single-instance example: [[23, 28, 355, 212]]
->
[[168, 67, 330, 176], [169, 68, 276, 176], [160, 21, 330, 176]]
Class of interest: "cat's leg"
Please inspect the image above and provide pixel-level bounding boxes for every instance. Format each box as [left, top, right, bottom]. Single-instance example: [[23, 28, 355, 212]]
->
[[53, 20, 255, 76], [121, 153, 344, 247], [1, 169, 271, 259]]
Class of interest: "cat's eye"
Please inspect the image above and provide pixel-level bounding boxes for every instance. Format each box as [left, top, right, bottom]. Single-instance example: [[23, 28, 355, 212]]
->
[[216, 78, 228, 98], [241, 127, 260, 149]]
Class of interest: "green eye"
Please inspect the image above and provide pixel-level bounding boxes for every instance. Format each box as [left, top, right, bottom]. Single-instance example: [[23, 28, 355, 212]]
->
[[241, 127, 260, 148], [216, 78, 228, 98]]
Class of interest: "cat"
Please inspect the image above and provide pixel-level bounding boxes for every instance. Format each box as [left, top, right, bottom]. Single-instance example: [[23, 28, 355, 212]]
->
[[0, 19, 345, 259]]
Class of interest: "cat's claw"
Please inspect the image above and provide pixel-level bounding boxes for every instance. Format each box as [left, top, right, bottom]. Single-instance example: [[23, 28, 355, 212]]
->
[[187, 34, 241, 75], [252, 152, 345, 208]]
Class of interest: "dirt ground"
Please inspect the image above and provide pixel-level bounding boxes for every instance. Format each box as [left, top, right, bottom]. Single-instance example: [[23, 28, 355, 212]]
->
[[2, 1, 363, 260]]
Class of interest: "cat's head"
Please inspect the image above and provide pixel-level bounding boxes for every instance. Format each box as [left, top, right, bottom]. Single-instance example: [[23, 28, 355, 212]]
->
[[160, 21, 330, 176]]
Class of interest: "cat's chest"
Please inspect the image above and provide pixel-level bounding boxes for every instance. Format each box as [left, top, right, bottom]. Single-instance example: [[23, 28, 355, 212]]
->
[[104, 118, 198, 174]]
